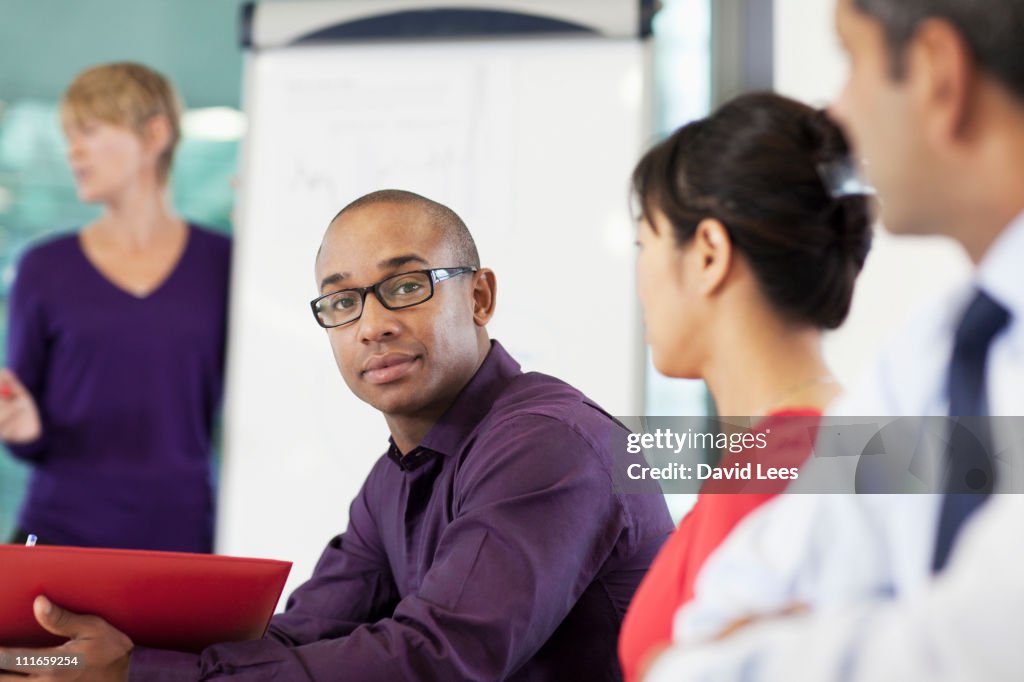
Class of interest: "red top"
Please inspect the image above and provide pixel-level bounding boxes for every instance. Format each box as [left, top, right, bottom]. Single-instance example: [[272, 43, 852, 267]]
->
[[617, 410, 821, 682]]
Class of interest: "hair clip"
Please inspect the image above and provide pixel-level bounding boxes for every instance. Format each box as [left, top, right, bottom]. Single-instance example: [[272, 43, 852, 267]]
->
[[817, 157, 875, 199]]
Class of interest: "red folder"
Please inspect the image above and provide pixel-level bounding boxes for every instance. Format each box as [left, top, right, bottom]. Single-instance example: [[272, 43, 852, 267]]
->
[[0, 545, 291, 653]]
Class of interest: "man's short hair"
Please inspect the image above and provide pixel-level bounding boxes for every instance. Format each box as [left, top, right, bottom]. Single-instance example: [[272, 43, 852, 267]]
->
[[853, 0, 1024, 101], [331, 190, 481, 269]]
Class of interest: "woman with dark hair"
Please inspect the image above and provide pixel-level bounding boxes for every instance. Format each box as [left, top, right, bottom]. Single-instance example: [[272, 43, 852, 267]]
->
[[619, 92, 873, 682]]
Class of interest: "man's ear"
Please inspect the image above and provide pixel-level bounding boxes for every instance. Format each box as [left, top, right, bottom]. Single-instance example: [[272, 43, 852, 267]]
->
[[693, 218, 733, 296], [907, 17, 975, 144], [471, 268, 497, 326]]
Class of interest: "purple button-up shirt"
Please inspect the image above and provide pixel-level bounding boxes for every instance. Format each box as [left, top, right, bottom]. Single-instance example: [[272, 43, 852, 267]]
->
[[130, 341, 672, 681]]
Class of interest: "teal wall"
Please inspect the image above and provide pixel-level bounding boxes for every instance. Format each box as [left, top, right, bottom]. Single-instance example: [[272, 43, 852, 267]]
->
[[0, 0, 251, 108]]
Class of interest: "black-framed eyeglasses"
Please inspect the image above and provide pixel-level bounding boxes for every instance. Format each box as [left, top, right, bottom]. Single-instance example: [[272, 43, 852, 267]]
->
[[310, 267, 478, 329]]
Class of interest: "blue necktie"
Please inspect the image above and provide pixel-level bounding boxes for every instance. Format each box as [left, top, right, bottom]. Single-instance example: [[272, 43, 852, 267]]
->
[[932, 289, 1010, 572]]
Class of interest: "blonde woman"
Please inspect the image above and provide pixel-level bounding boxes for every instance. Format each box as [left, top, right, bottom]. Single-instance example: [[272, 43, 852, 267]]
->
[[0, 63, 231, 552]]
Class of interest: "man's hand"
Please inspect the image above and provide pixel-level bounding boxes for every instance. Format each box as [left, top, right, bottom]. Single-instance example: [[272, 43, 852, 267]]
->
[[0, 369, 42, 444], [0, 597, 133, 681]]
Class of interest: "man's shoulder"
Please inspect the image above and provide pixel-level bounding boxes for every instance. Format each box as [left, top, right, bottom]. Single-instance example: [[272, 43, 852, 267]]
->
[[485, 370, 626, 441], [448, 371, 632, 498], [830, 287, 964, 417]]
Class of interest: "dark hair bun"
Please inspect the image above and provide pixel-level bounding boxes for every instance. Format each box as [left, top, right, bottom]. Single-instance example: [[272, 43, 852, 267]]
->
[[830, 195, 873, 265], [632, 91, 874, 330], [803, 108, 873, 266]]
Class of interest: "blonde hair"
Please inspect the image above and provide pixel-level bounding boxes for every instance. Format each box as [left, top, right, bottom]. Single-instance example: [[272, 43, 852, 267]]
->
[[61, 62, 183, 182]]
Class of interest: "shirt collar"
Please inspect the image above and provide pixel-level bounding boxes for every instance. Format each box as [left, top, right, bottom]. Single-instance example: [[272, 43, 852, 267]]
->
[[976, 210, 1024, 319], [385, 439, 436, 472], [386, 340, 522, 471]]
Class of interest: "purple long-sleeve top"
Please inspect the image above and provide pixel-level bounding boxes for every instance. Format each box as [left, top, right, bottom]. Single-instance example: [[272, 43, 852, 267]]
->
[[3, 225, 231, 552], [130, 341, 672, 681]]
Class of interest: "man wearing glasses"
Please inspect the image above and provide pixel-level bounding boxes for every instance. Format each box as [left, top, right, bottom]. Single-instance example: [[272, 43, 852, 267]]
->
[[5, 190, 672, 681]]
